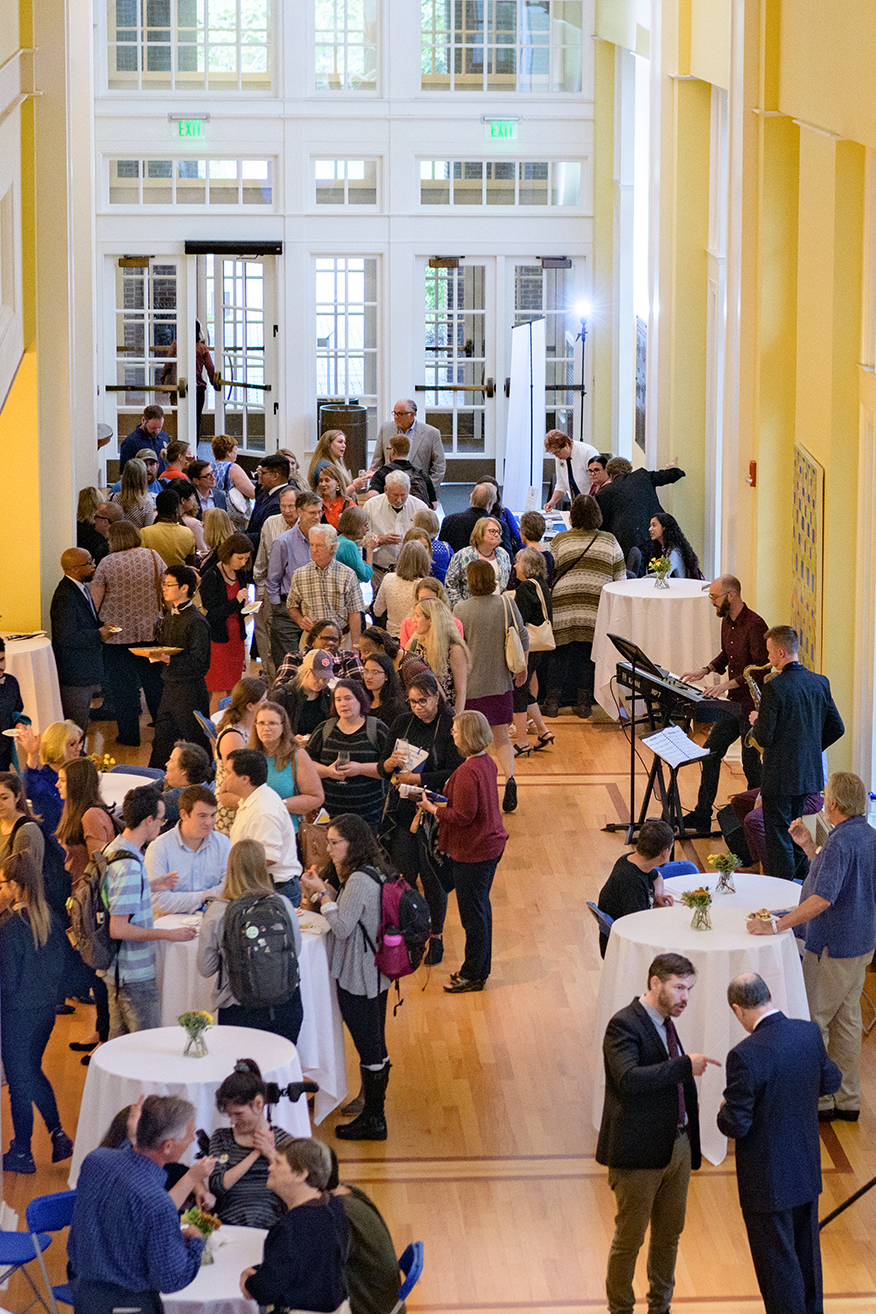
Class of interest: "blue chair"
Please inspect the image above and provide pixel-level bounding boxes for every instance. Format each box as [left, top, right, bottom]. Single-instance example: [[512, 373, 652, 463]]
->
[[392, 1240, 424, 1312], [193, 710, 218, 742], [218, 695, 231, 710], [656, 860, 699, 882], [110, 764, 164, 780], [26, 1190, 77, 1312], [0, 1227, 54, 1313], [586, 901, 615, 942]]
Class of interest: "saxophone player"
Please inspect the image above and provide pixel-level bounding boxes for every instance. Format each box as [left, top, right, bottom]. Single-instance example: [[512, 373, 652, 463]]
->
[[680, 575, 769, 833]]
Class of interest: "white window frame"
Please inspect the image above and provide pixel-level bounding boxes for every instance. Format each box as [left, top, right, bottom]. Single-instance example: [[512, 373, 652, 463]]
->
[[311, 157, 381, 209], [419, 0, 585, 95], [417, 158, 587, 210], [312, 0, 380, 94], [102, 156, 277, 211]]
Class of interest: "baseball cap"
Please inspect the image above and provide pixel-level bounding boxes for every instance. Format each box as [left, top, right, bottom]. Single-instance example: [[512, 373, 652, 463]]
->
[[301, 648, 334, 678], [135, 448, 159, 462]]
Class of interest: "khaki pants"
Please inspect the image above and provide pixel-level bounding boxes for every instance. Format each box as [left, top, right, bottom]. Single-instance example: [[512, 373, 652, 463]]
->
[[606, 1131, 692, 1314], [802, 946, 871, 1111]]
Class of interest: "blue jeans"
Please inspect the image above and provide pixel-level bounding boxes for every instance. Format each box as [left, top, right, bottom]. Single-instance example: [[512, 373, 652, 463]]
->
[[1, 1007, 61, 1148], [107, 977, 161, 1038]]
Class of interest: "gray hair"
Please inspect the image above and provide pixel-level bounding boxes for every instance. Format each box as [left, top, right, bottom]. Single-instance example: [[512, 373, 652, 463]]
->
[[470, 483, 496, 511], [385, 471, 411, 492], [727, 973, 771, 1010], [309, 523, 338, 550], [136, 1095, 195, 1150], [279, 1137, 334, 1189]]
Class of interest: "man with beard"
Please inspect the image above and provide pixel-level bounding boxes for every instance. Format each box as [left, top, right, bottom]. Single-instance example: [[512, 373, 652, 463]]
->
[[680, 575, 769, 833], [597, 953, 718, 1314]]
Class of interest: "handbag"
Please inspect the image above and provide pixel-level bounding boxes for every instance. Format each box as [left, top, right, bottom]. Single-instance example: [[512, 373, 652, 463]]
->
[[297, 817, 330, 872], [525, 579, 555, 652], [501, 594, 527, 675]]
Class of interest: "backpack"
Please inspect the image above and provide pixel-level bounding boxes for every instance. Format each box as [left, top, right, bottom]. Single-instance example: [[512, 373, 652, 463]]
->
[[221, 893, 300, 1009], [406, 470, 432, 508], [361, 866, 431, 984], [68, 846, 139, 972]]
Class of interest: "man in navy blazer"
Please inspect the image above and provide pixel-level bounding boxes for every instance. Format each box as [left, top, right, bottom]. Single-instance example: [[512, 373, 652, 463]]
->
[[718, 973, 840, 1314], [597, 953, 719, 1314], [748, 625, 844, 880], [50, 549, 113, 730]]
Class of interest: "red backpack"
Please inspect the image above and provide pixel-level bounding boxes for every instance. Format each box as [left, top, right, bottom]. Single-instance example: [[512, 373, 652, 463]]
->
[[359, 867, 432, 1009]]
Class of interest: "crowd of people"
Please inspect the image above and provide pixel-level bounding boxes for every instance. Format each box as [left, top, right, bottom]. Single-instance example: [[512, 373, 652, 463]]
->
[[3, 410, 870, 1314]]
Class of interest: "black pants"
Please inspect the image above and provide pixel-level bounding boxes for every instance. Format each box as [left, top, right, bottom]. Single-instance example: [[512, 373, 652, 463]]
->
[[383, 814, 447, 936], [762, 793, 811, 882], [1, 1006, 60, 1148], [336, 986, 388, 1067], [218, 988, 303, 1045], [548, 640, 594, 708], [744, 1199, 822, 1314], [453, 855, 500, 982], [103, 644, 164, 746], [73, 1278, 163, 1314], [693, 700, 762, 815], [512, 652, 546, 713], [149, 678, 210, 769]]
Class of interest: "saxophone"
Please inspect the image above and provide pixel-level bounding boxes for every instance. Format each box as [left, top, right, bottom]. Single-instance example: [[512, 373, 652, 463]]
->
[[742, 661, 776, 755]]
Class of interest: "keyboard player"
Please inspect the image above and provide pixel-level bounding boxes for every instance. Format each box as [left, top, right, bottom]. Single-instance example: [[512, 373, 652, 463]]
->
[[679, 575, 769, 832]]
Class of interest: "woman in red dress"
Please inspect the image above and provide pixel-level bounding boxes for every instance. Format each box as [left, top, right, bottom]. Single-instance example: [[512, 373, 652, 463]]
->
[[201, 532, 253, 712]]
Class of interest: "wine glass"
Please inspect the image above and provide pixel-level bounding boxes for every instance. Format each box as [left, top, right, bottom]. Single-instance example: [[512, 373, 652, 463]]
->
[[336, 750, 351, 782]]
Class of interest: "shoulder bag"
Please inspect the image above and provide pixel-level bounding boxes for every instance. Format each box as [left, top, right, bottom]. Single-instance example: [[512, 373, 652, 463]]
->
[[501, 594, 527, 675], [525, 579, 555, 652], [551, 531, 599, 586]]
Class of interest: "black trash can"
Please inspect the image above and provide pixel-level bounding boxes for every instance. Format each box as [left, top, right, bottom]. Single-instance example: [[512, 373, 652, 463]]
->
[[319, 402, 368, 479]]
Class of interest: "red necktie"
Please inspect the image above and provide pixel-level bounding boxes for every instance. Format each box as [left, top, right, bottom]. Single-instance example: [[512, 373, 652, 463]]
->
[[664, 1016, 687, 1128]]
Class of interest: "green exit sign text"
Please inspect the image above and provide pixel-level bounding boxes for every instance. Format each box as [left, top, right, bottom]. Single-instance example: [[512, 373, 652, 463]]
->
[[483, 118, 519, 141], [178, 119, 204, 139]]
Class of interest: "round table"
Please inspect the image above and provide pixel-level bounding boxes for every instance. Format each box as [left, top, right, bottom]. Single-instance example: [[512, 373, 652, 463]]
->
[[3, 634, 63, 732], [591, 578, 721, 718], [663, 870, 803, 913], [591, 902, 809, 1164], [154, 913, 347, 1124], [162, 1225, 265, 1314], [98, 770, 157, 814], [68, 1026, 311, 1187]]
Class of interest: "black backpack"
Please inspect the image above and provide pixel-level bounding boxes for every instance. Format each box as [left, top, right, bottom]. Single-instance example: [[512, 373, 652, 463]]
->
[[221, 893, 300, 1009], [68, 846, 139, 972]]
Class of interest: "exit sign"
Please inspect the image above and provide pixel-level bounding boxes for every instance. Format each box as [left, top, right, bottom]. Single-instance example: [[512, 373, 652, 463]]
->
[[177, 119, 204, 139], [482, 117, 520, 142]]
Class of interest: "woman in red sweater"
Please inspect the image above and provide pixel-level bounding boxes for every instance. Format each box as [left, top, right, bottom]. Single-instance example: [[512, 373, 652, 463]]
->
[[418, 710, 507, 994]]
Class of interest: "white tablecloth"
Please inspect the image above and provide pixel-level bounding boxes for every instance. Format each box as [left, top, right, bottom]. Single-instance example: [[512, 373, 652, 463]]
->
[[3, 634, 63, 731], [663, 870, 803, 913], [68, 1026, 310, 1186], [98, 770, 157, 813], [162, 1225, 264, 1314], [154, 914, 347, 1124], [591, 902, 809, 1165], [592, 579, 721, 717]]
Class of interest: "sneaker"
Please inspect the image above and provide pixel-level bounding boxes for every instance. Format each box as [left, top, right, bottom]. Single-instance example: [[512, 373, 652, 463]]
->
[[3, 1142, 35, 1174], [50, 1128, 73, 1163], [424, 936, 444, 966], [502, 777, 518, 813]]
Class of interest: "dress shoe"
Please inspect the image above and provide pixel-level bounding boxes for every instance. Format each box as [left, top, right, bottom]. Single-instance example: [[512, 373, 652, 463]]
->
[[69, 1039, 100, 1053], [682, 811, 711, 833], [444, 976, 485, 993], [424, 935, 444, 966], [81, 1054, 93, 1067], [817, 1108, 835, 1122], [3, 1142, 35, 1174], [502, 777, 518, 812], [542, 695, 560, 718], [834, 1109, 860, 1121], [574, 698, 592, 720]]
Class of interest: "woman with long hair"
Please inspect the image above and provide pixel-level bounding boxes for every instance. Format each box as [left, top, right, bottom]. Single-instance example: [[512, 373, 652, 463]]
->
[[55, 758, 114, 1060], [648, 512, 702, 579], [0, 771, 45, 874], [197, 839, 303, 1043], [201, 507, 235, 573], [10, 727, 80, 917], [308, 429, 355, 495], [398, 576, 462, 649], [444, 516, 512, 609], [0, 848, 73, 1173], [510, 546, 554, 756], [301, 814, 394, 1141], [404, 596, 469, 714], [361, 653, 406, 726], [307, 681, 388, 830], [76, 487, 108, 563], [249, 701, 324, 830], [213, 676, 267, 832], [200, 532, 254, 713], [110, 457, 156, 530], [417, 711, 508, 994], [90, 519, 166, 746], [316, 462, 355, 530], [373, 540, 431, 637]]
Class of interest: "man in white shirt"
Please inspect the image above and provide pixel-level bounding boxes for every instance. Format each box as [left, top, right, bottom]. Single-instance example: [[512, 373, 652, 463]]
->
[[363, 471, 429, 593], [225, 748, 302, 902], [145, 785, 231, 914], [543, 431, 600, 511]]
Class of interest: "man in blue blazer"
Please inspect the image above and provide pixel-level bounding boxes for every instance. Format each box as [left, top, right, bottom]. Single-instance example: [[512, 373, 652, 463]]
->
[[718, 973, 841, 1314], [597, 953, 719, 1314], [188, 459, 228, 514], [748, 625, 844, 880], [50, 549, 113, 730]]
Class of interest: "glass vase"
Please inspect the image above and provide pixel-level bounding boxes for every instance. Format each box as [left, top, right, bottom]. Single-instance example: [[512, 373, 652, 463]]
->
[[200, 1235, 214, 1265], [690, 905, 712, 931], [183, 1030, 208, 1058], [654, 575, 670, 590], [715, 870, 736, 895]]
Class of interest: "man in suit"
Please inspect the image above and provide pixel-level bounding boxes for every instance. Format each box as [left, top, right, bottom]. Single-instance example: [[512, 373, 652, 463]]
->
[[439, 482, 498, 553], [543, 431, 599, 510], [187, 459, 227, 514], [246, 453, 291, 550], [597, 953, 718, 1314], [718, 973, 841, 1314], [748, 625, 844, 881], [50, 549, 114, 729], [372, 399, 446, 489], [595, 456, 686, 571]]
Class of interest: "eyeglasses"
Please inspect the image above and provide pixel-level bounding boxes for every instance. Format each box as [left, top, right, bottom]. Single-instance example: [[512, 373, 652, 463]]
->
[[325, 837, 344, 848], [392, 410, 413, 418], [95, 515, 110, 523], [408, 695, 430, 707]]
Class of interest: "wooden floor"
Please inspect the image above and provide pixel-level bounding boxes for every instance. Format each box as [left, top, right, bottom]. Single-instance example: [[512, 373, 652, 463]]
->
[[4, 704, 876, 1312]]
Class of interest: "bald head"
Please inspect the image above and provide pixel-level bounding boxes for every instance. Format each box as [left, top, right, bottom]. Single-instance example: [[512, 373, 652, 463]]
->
[[62, 547, 96, 582], [470, 482, 496, 511], [708, 574, 743, 620], [727, 972, 772, 1031]]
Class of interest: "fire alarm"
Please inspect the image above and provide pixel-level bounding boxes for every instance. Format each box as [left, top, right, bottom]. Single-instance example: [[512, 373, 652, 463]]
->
[[748, 461, 757, 487]]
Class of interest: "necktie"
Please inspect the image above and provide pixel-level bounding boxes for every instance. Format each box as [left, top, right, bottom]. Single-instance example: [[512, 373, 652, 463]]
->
[[664, 1015, 687, 1128], [567, 461, 581, 499]]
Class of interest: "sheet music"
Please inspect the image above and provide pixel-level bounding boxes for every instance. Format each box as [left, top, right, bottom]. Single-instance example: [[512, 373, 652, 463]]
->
[[641, 724, 710, 769]]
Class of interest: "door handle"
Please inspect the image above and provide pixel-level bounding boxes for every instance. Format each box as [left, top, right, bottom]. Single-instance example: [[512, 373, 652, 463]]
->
[[415, 378, 494, 399]]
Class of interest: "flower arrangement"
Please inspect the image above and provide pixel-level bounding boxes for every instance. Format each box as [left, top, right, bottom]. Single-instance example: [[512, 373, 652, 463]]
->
[[88, 751, 117, 773], [181, 1206, 222, 1265], [648, 555, 673, 589], [178, 1009, 213, 1058], [707, 851, 743, 894], [679, 885, 713, 931]]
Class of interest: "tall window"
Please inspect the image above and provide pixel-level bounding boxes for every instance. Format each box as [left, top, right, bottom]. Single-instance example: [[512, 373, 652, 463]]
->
[[107, 0, 271, 92], [424, 263, 487, 455], [315, 0, 378, 91], [421, 1, 583, 93], [114, 260, 179, 431], [316, 258, 379, 442], [514, 263, 578, 436]]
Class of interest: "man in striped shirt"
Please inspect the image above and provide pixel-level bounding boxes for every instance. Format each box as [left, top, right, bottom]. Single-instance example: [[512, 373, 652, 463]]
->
[[286, 524, 365, 648]]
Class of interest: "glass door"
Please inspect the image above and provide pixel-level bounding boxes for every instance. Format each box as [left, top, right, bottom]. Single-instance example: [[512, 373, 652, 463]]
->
[[508, 258, 586, 441], [106, 256, 188, 449], [204, 255, 276, 455]]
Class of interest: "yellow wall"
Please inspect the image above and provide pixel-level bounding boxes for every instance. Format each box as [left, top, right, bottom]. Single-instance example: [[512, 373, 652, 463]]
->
[[689, 0, 730, 90], [0, 348, 41, 629], [779, 0, 876, 148]]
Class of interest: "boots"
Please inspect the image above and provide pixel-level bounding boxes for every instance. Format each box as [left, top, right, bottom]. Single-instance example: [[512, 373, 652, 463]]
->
[[335, 1063, 388, 1141]]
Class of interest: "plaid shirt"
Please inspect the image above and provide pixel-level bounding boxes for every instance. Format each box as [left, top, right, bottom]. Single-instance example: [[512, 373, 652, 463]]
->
[[286, 558, 364, 632], [275, 647, 364, 685]]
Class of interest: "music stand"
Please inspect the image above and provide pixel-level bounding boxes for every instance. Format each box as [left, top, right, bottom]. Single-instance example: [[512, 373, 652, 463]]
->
[[603, 634, 668, 844]]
